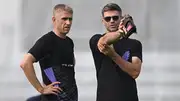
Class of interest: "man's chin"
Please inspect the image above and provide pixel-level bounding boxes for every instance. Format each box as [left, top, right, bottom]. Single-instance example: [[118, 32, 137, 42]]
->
[[108, 29, 118, 32], [62, 31, 70, 34]]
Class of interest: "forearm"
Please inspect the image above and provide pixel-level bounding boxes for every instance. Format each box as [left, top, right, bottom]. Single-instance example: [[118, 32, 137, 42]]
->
[[21, 63, 43, 93], [110, 53, 140, 79], [100, 31, 122, 45]]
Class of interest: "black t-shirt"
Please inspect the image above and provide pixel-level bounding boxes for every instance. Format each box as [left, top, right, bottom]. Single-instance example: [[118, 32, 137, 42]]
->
[[28, 31, 77, 101], [89, 34, 142, 101]]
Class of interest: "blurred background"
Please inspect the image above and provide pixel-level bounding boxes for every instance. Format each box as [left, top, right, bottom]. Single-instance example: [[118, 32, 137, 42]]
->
[[0, 0, 180, 101]]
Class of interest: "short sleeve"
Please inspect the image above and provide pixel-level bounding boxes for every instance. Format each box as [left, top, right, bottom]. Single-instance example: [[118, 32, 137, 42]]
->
[[89, 34, 105, 77], [89, 34, 102, 53], [131, 40, 143, 62], [28, 36, 51, 62]]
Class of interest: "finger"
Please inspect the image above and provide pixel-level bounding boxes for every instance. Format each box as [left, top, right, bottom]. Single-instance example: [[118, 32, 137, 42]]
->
[[101, 46, 108, 52], [120, 17, 125, 23], [120, 21, 123, 25], [100, 47, 106, 53], [101, 46, 107, 52], [118, 28, 124, 34], [50, 82, 61, 86], [101, 50, 107, 55], [98, 47, 102, 52], [98, 44, 103, 52], [98, 44, 105, 52], [51, 88, 61, 93], [119, 24, 123, 29], [104, 44, 110, 48], [49, 91, 58, 95], [98, 42, 104, 48], [99, 43, 104, 48], [122, 26, 127, 34], [99, 47, 103, 52], [53, 86, 63, 91], [43, 90, 58, 95], [99, 47, 105, 53]]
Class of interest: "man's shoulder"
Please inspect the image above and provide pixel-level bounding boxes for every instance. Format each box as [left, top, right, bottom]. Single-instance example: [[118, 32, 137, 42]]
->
[[32, 31, 55, 46], [91, 34, 103, 38], [89, 34, 102, 44], [36, 31, 54, 42], [127, 38, 142, 45], [90, 34, 103, 41], [40, 31, 54, 39], [126, 38, 142, 49]]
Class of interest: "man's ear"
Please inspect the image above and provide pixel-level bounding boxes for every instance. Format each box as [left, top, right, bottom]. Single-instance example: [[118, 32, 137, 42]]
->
[[52, 16, 55, 22], [102, 17, 105, 25]]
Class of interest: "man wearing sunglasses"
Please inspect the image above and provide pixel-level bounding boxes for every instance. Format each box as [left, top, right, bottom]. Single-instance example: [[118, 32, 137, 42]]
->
[[89, 3, 142, 101], [20, 4, 78, 101]]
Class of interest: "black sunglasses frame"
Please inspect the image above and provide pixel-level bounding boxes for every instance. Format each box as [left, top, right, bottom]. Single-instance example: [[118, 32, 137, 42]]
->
[[104, 16, 120, 22]]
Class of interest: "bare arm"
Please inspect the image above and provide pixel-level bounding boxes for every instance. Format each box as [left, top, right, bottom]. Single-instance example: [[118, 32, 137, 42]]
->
[[20, 53, 44, 93], [97, 31, 124, 55], [98, 18, 127, 46], [111, 52, 142, 79], [100, 45, 142, 79], [98, 14, 136, 47], [20, 53, 61, 95], [98, 31, 122, 45]]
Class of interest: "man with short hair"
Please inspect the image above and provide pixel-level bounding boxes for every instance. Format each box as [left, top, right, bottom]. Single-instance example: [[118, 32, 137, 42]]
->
[[20, 4, 78, 101], [89, 3, 143, 101]]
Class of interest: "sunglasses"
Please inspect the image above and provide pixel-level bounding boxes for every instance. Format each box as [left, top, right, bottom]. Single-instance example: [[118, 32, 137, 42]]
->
[[104, 16, 119, 22]]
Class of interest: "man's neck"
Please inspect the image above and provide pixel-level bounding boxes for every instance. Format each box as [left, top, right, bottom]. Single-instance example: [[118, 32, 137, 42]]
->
[[53, 29, 66, 39]]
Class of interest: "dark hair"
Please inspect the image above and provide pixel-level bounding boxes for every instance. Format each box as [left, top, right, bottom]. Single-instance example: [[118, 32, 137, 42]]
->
[[102, 3, 122, 16], [53, 4, 73, 16]]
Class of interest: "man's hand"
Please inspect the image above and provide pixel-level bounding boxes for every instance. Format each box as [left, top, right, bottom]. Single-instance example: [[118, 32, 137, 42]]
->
[[118, 14, 137, 38], [118, 17, 127, 36], [98, 43, 116, 57], [41, 82, 62, 95]]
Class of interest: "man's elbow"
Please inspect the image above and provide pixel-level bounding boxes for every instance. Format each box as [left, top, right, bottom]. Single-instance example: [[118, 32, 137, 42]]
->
[[131, 62, 142, 79], [20, 54, 35, 69], [132, 71, 140, 79], [20, 60, 34, 71], [98, 37, 106, 45], [20, 56, 33, 70], [20, 60, 27, 70]]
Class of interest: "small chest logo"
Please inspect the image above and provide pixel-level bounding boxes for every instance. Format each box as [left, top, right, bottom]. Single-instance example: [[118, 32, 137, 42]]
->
[[62, 64, 74, 67], [122, 51, 130, 61]]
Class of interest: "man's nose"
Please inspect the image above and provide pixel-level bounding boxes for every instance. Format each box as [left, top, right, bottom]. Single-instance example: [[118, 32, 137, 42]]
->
[[66, 19, 71, 24], [110, 18, 115, 23]]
